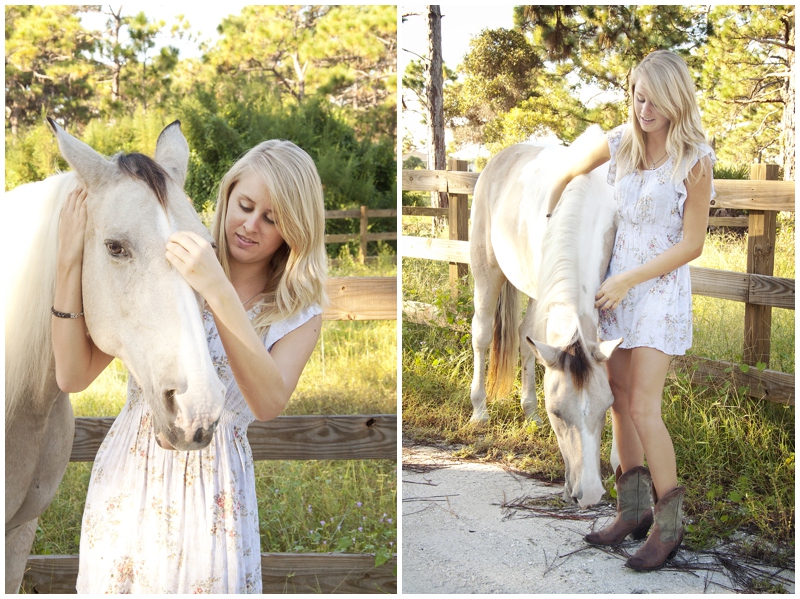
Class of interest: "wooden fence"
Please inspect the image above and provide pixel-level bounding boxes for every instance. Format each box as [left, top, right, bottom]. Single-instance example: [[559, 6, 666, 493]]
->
[[402, 164, 795, 405], [23, 276, 398, 594], [325, 207, 397, 263]]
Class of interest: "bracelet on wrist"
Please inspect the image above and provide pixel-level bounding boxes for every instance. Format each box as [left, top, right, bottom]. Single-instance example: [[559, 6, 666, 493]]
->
[[51, 306, 84, 319]]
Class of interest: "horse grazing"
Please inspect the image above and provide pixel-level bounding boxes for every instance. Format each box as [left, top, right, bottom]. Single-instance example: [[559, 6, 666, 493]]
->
[[469, 125, 621, 508], [5, 119, 226, 592]]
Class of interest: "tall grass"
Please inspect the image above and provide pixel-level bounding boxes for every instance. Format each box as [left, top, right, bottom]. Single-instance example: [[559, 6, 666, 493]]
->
[[691, 214, 794, 372], [402, 219, 795, 552], [30, 258, 397, 565]]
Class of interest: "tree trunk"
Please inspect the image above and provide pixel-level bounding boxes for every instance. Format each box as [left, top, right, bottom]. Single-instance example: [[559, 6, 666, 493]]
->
[[426, 5, 448, 221], [8, 105, 19, 139], [292, 53, 307, 103], [108, 7, 123, 104], [783, 10, 795, 181]]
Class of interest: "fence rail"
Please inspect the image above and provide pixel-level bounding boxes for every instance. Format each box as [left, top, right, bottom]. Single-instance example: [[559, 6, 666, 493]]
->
[[23, 276, 398, 594], [70, 414, 396, 463], [402, 166, 795, 405], [325, 207, 397, 263], [24, 553, 396, 595]]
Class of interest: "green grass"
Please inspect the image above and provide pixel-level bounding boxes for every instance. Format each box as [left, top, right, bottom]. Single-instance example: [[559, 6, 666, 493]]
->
[[30, 259, 396, 564], [691, 215, 795, 373], [402, 222, 795, 556]]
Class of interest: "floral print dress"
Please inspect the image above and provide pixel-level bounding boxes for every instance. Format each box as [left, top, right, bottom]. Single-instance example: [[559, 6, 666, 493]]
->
[[76, 303, 321, 594], [598, 125, 715, 355]]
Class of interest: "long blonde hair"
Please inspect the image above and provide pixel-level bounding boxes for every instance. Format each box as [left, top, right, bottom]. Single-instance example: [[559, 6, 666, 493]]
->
[[616, 50, 712, 185], [211, 140, 328, 336]]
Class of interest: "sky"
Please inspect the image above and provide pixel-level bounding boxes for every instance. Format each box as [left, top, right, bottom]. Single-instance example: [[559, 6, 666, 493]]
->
[[399, 6, 515, 77], [78, 4, 250, 60]]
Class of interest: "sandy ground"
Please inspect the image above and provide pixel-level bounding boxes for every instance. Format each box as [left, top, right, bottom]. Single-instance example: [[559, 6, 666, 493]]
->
[[401, 442, 794, 594]]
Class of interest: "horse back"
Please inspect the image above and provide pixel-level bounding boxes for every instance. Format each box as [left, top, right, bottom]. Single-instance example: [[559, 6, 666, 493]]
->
[[471, 143, 553, 299]]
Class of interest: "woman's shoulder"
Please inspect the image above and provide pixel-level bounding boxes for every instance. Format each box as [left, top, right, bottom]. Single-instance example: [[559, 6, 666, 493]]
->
[[606, 123, 630, 159], [678, 141, 716, 181], [262, 303, 322, 350], [608, 123, 628, 142]]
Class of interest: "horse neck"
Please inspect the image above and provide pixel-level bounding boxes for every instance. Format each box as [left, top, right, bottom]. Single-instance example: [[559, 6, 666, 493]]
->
[[5, 173, 76, 425], [534, 176, 599, 344]]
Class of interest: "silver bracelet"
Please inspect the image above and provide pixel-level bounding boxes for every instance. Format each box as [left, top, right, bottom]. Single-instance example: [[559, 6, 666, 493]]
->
[[51, 306, 84, 319]]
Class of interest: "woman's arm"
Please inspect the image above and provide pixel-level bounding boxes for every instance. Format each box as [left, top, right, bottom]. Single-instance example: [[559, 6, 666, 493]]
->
[[546, 135, 611, 216], [166, 231, 320, 421], [594, 156, 713, 310], [52, 186, 114, 392]]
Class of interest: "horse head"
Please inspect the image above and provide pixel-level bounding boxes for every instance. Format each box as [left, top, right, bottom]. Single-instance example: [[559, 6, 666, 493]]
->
[[526, 333, 621, 508], [48, 118, 226, 450]]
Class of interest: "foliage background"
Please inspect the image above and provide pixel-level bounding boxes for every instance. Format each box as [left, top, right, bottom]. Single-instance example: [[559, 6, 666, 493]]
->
[[402, 5, 795, 178], [5, 5, 398, 254]]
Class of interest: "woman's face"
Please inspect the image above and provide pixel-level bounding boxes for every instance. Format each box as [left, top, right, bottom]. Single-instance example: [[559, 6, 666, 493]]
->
[[634, 83, 670, 137], [224, 170, 286, 270]]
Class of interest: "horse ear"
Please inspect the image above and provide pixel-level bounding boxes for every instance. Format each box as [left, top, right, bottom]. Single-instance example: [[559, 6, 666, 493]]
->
[[47, 117, 115, 189], [590, 338, 623, 362], [526, 336, 560, 368], [154, 120, 189, 187]]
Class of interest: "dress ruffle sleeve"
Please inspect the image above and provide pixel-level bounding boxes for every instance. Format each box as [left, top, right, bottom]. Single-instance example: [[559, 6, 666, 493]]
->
[[674, 143, 717, 217], [263, 304, 322, 351], [606, 125, 626, 185]]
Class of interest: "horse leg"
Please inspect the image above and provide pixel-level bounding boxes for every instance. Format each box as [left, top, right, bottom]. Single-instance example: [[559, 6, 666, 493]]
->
[[5, 518, 37, 593], [469, 263, 506, 425], [610, 427, 620, 475], [519, 297, 542, 424]]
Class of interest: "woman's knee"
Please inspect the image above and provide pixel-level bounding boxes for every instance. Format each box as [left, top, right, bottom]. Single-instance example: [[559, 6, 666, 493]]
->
[[628, 399, 662, 432]]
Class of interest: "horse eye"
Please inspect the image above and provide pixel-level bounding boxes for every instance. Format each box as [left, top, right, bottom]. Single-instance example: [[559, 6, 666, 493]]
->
[[105, 241, 128, 257]]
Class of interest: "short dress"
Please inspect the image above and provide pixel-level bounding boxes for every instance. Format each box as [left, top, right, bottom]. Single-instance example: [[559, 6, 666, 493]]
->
[[76, 303, 321, 594], [598, 125, 715, 355]]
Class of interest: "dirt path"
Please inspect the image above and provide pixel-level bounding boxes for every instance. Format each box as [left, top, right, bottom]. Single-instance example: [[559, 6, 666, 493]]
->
[[401, 442, 794, 594]]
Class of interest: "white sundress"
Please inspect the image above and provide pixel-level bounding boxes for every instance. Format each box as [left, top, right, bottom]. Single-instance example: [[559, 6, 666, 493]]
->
[[76, 303, 321, 594], [598, 125, 716, 356]]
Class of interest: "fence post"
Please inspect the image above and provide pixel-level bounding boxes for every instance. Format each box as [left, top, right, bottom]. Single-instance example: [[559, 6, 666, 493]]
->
[[743, 164, 779, 367], [359, 205, 368, 264], [447, 158, 469, 296]]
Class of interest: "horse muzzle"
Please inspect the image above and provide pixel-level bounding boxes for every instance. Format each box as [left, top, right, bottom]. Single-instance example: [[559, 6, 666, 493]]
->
[[155, 419, 218, 451]]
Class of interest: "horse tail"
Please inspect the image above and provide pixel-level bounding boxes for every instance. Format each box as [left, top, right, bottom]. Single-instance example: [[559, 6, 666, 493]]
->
[[486, 280, 519, 399]]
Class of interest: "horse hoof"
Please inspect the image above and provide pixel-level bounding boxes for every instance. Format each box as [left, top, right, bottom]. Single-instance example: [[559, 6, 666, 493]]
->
[[524, 412, 542, 426], [469, 412, 489, 427]]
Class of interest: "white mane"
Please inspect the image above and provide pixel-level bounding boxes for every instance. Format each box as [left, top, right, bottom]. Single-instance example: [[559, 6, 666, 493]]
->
[[5, 172, 78, 430], [533, 126, 612, 348]]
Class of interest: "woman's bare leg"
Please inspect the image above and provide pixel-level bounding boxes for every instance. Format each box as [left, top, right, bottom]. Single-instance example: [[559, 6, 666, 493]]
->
[[626, 347, 677, 499], [606, 348, 645, 472]]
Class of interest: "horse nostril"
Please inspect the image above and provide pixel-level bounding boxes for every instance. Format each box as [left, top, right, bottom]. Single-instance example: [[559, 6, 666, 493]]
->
[[164, 389, 177, 416], [193, 427, 204, 444], [193, 422, 216, 446]]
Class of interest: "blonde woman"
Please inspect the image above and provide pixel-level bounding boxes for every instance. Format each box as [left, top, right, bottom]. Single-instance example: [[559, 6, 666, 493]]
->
[[56, 140, 327, 592], [546, 50, 714, 570]]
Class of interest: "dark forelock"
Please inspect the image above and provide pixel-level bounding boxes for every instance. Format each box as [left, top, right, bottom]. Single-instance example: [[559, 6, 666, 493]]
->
[[116, 153, 169, 208]]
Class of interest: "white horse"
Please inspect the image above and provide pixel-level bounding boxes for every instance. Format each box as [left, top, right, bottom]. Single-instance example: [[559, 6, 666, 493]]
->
[[469, 125, 621, 508], [5, 119, 226, 592]]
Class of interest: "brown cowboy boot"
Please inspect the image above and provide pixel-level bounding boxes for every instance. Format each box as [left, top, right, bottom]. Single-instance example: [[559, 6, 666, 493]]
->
[[585, 465, 654, 546], [625, 486, 685, 570]]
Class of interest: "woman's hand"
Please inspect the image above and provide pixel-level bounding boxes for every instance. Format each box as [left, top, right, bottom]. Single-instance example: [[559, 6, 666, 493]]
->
[[58, 185, 88, 266], [595, 273, 633, 311], [165, 231, 228, 302]]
